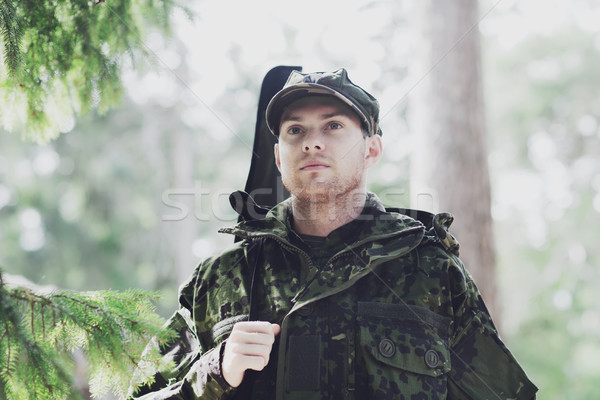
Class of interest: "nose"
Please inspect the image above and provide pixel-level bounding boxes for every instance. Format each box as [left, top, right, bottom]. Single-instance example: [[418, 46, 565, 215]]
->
[[302, 130, 325, 152]]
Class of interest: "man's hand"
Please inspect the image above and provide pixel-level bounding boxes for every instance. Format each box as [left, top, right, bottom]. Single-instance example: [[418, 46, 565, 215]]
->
[[221, 321, 281, 388]]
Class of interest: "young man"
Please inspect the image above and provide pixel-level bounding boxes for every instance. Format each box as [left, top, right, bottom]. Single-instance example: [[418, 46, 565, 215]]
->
[[131, 69, 537, 399]]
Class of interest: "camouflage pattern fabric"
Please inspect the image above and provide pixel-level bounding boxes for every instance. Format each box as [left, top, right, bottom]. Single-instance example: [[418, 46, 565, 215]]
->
[[130, 193, 537, 400]]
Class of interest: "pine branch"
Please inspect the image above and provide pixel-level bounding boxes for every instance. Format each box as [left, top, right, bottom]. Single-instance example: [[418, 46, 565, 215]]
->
[[0, 0, 22, 76], [0, 271, 175, 400], [0, 0, 190, 141]]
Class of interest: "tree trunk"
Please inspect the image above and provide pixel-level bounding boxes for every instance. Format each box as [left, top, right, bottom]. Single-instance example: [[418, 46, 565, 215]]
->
[[408, 0, 499, 322]]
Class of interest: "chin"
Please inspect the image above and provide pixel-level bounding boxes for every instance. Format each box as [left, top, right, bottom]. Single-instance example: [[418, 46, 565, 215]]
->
[[288, 180, 362, 204]]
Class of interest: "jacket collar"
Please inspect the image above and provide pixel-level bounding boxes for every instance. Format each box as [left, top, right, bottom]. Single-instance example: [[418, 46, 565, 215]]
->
[[220, 192, 425, 246]]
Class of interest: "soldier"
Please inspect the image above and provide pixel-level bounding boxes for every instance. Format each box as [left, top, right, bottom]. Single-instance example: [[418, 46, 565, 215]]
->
[[130, 69, 537, 399]]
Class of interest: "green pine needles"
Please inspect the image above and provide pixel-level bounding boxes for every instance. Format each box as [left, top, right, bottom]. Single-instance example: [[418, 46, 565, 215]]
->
[[0, 271, 175, 399], [0, 0, 189, 142]]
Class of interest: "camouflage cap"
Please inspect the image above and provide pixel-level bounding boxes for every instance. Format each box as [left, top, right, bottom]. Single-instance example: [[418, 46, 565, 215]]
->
[[265, 68, 382, 137]]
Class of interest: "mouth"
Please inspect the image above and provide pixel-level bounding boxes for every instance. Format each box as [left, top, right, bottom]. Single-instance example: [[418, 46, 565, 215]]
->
[[300, 160, 330, 171]]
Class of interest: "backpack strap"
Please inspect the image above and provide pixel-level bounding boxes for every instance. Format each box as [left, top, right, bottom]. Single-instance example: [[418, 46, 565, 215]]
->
[[232, 237, 266, 399], [247, 237, 265, 321]]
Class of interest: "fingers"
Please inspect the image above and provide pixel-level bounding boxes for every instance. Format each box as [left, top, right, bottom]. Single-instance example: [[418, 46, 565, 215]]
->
[[232, 321, 279, 336], [225, 343, 272, 369], [271, 323, 281, 336], [228, 324, 277, 346], [221, 321, 280, 388]]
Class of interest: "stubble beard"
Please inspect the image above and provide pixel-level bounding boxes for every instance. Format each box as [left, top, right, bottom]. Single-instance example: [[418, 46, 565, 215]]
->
[[282, 164, 365, 223]]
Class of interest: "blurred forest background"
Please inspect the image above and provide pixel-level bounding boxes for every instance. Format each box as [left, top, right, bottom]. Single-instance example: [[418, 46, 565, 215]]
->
[[1, 0, 599, 399]]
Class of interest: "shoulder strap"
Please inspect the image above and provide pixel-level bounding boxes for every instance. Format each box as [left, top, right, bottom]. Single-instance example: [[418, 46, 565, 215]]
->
[[247, 237, 265, 321], [233, 237, 265, 399]]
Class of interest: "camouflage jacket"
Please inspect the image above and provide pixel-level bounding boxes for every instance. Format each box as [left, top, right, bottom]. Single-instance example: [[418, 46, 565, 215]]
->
[[131, 193, 537, 400]]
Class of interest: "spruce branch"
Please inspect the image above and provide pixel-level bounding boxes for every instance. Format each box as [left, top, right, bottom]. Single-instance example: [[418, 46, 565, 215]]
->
[[0, 271, 175, 400], [0, 0, 22, 76], [0, 0, 191, 141]]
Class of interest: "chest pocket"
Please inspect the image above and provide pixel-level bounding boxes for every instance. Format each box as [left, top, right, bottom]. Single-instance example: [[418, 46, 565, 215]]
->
[[357, 302, 451, 399]]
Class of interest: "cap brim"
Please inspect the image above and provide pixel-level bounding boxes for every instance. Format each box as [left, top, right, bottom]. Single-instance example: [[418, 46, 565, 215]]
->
[[265, 83, 370, 136]]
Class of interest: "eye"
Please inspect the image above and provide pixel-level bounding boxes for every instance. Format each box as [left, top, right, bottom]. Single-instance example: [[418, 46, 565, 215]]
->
[[328, 122, 342, 130], [288, 126, 303, 135]]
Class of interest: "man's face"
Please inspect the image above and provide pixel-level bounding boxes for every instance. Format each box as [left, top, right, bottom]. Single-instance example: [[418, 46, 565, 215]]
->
[[274, 96, 381, 203]]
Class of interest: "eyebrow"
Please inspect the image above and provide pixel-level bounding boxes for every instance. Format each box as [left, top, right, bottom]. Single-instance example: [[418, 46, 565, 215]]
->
[[280, 111, 352, 124]]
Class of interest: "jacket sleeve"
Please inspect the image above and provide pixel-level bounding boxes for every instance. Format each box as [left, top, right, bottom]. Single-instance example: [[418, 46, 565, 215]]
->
[[128, 260, 237, 400], [446, 257, 538, 400]]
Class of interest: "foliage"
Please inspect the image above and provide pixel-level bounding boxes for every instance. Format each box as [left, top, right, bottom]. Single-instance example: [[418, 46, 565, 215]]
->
[[485, 19, 600, 400], [0, 0, 189, 142], [0, 271, 175, 399]]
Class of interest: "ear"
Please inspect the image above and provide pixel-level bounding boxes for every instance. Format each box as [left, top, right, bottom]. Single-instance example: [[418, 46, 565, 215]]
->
[[274, 143, 281, 172], [364, 135, 382, 169]]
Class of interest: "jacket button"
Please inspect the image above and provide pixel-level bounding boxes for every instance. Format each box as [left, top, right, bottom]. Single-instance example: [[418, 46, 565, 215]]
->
[[297, 304, 314, 316], [378, 338, 395, 358], [425, 349, 440, 368]]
